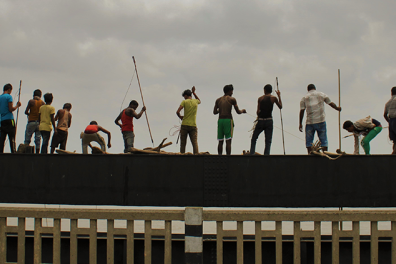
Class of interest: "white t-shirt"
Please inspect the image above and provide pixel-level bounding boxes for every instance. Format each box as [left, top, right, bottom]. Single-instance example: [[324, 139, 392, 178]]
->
[[300, 90, 331, 125]]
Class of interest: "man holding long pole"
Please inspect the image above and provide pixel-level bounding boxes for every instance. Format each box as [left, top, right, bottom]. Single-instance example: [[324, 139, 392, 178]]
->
[[299, 84, 341, 154], [250, 84, 282, 155], [132, 56, 154, 146], [115, 100, 146, 153], [0, 83, 22, 153]]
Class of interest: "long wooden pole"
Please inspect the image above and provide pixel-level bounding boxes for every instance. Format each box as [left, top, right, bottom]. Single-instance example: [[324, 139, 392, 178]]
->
[[15, 80, 22, 135], [132, 56, 154, 145], [338, 69, 341, 151], [276, 77, 286, 155]]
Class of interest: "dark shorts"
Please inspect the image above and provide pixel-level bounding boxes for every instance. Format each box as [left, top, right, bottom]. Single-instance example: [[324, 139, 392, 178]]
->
[[389, 118, 396, 141], [51, 130, 68, 150]]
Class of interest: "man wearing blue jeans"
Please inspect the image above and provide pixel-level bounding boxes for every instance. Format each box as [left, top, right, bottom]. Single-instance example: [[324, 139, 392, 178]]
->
[[299, 84, 341, 154], [250, 84, 282, 155], [24, 89, 45, 153]]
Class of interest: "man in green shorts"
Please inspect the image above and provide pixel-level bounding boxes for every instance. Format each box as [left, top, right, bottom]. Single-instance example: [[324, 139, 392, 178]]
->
[[213, 84, 246, 155], [176, 86, 201, 154]]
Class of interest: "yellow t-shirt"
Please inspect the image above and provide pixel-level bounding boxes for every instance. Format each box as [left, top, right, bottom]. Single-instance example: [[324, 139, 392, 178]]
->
[[39, 105, 56, 131], [181, 99, 200, 127]]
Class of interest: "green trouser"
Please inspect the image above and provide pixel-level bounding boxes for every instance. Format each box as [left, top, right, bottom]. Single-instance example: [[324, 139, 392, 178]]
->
[[361, 127, 382, 155]]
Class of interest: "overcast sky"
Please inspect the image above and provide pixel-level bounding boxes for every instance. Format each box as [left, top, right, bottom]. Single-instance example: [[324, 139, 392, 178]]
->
[[1, 0, 395, 155]]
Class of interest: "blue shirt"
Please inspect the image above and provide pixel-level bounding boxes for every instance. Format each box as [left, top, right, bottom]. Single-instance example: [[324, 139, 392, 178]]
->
[[0, 93, 14, 121]]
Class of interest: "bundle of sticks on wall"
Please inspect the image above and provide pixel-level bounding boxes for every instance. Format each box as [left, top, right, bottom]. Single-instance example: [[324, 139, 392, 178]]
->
[[129, 138, 210, 155]]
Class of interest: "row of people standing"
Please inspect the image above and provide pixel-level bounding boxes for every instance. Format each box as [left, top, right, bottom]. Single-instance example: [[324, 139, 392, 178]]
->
[[1, 82, 395, 155], [0, 84, 72, 154], [176, 83, 396, 155]]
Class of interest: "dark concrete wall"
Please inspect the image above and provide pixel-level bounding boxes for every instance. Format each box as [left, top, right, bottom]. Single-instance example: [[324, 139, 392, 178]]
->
[[0, 154, 393, 207]]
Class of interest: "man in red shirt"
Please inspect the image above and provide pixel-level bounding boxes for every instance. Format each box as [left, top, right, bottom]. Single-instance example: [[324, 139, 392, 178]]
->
[[115, 100, 146, 153], [81, 121, 111, 154]]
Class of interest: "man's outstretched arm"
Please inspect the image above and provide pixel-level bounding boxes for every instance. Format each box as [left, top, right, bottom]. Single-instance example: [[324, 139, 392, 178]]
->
[[231, 98, 246, 114], [299, 109, 305, 132], [329, 102, 341, 111]]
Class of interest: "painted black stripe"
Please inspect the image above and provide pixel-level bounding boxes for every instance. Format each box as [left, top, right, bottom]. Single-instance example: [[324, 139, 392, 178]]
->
[[185, 253, 203, 264], [185, 225, 203, 237]]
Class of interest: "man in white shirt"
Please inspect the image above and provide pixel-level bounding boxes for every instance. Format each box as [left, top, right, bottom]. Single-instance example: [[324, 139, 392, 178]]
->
[[299, 84, 341, 153], [384, 86, 396, 154]]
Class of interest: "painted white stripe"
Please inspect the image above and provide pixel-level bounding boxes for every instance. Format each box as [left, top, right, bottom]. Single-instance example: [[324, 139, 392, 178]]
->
[[185, 236, 203, 253], [185, 207, 203, 225]]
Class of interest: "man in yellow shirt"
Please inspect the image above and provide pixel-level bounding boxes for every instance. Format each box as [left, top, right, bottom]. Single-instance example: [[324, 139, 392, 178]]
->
[[38, 93, 56, 154], [176, 86, 201, 154]]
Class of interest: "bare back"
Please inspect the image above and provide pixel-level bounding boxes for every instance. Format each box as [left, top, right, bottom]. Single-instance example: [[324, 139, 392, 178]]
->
[[216, 96, 236, 119]]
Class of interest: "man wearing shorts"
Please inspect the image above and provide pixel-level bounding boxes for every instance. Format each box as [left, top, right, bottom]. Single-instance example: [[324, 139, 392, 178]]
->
[[50, 103, 72, 154], [384, 86, 396, 154], [299, 84, 341, 153], [250, 84, 282, 155], [213, 84, 246, 155]]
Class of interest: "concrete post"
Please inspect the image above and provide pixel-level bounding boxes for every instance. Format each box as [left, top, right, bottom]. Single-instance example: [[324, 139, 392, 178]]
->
[[185, 207, 203, 264]]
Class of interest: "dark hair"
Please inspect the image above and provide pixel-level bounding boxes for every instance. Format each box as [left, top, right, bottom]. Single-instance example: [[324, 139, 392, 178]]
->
[[33, 89, 42, 97], [264, 84, 272, 93], [182, 90, 192, 97], [43, 93, 53, 103], [307, 84, 316, 91], [3, 83, 12, 92], [63, 103, 72, 109], [223, 84, 234, 94], [129, 100, 138, 107], [90, 121, 98, 125], [343, 120, 354, 130], [392, 87, 396, 95]]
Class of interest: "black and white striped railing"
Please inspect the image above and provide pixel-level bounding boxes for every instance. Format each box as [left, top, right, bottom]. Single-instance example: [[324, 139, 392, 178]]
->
[[185, 207, 203, 264]]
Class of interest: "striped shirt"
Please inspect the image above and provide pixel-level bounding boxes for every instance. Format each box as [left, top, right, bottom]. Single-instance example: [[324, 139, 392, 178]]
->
[[300, 90, 331, 124], [385, 95, 396, 119]]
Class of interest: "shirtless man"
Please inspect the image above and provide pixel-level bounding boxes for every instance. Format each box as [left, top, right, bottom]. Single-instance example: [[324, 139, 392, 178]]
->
[[50, 103, 72, 154], [213, 84, 246, 155], [250, 84, 282, 155], [24, 89, 45, 153], [115, 100, 146, 153]]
